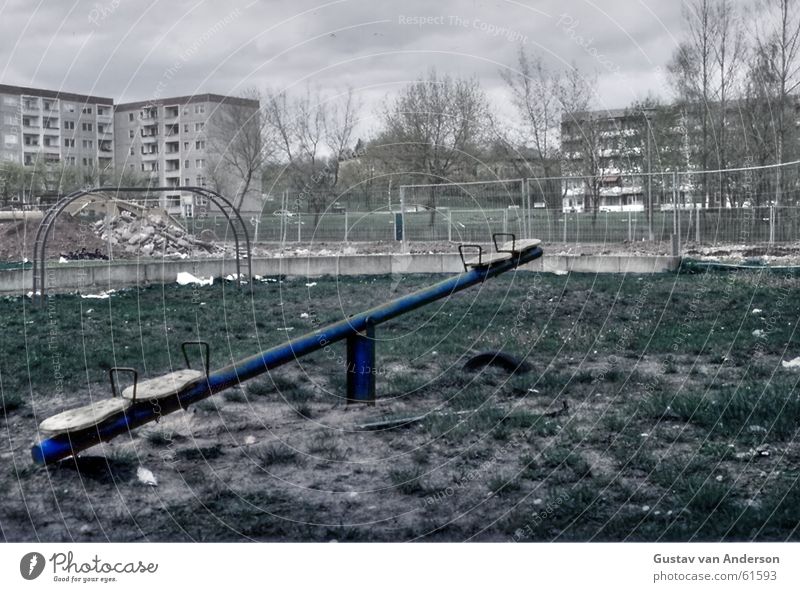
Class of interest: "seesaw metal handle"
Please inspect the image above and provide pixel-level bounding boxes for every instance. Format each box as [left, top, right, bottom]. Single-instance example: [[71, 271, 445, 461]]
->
[[109, 367, 138, 402], [493, 233, 516, 254], [458, 244, 482, 272], [182, 341, 211, 375]]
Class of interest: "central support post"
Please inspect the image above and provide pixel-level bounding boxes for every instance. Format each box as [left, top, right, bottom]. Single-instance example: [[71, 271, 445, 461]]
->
[[346, 323, 376, 404]]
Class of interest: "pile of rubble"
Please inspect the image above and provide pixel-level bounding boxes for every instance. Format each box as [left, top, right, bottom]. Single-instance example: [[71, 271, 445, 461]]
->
[[94, 212, 228, 259]]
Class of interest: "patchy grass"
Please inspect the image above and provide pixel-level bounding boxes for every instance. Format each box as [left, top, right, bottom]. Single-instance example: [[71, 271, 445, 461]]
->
[[388, 466, 428, 495], [0, 391, 23, 416], [3, 270, 800, 542], [251, 442, 301, 468]]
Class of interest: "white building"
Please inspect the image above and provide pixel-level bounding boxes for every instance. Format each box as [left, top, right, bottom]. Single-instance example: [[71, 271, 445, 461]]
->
[[0, 83, 114, 201], [113, 93, 259, 217]]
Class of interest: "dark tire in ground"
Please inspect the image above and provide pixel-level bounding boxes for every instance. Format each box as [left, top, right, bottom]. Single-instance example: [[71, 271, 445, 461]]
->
[[462, 351, 530, 374]]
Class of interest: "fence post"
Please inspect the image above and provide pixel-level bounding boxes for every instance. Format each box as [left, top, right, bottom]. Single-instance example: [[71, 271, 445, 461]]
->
[[628, 210, 632, 242], [524, 178, 531, 239], [675, 172, 681, 252], [695, 206, 701, 244], [769, 205, 775, 244], [503, 209, 508, 234], [447, 209, 452, 243], [399, 186, 406, 251]]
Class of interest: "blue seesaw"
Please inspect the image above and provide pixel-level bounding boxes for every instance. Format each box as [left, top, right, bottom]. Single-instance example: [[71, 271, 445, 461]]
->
[[31, 235, 543, 465]]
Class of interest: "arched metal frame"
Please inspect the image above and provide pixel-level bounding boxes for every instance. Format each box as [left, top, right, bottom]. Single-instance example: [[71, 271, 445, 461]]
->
[[32, 186, 251, 303]]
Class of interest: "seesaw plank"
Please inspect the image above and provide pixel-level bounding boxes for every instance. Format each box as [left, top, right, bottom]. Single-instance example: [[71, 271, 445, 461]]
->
[[122, 369, 204, 401], [39, 398, 131, 435]]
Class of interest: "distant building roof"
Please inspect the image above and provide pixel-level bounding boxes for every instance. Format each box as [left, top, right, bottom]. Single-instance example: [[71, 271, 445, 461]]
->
[[115, 93, 259, 111], [0, 83, 113, 105]]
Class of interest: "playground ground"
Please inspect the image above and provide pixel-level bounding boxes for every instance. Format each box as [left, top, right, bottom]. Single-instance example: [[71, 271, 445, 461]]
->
[[1, 268, 799, 541]]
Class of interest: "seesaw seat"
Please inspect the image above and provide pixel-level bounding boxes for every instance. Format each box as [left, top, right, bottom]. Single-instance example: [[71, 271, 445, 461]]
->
[[122, 369, 204, 401], [498, 238, 542, 253], [39, 398, 131, 436], [465, 252, 513, 268]]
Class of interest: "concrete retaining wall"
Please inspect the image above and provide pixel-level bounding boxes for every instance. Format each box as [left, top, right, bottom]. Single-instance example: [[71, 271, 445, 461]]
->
[[0, 254, 681, 295]]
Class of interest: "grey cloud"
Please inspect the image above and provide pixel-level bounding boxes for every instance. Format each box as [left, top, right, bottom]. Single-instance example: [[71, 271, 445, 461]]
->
[[0, 0, 683, 111]]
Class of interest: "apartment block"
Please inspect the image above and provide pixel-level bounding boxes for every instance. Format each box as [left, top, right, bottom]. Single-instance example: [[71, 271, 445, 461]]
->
[[113, 93, 259, 217], [0, 83, 114, 174]]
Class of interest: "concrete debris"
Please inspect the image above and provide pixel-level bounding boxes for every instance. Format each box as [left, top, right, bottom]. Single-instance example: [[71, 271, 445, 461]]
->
[[93, 212, 229, 259]]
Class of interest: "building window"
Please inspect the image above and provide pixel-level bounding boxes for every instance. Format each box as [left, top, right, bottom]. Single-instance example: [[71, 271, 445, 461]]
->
[[129, 129, 134, 138], [82, 106, 92, 115], [183, 142, 189, 150], [64, 138, 75, 148], [130, 147, 135, 155], [184, 159, 190, 168], [66, 156, 76, 165], [128, 113, 134, 122], [194, 122, 205, 132], [82, 139, 93, 149], [195, 140, 205, 150], [195, 159, 204, 168], [63, 103, 74, 113], [82, 122, 93, 132], [194, 104, 205, 115], [185, 177, 190, 185], [64, 120, 75, 130], [183, 124, 189, 133]]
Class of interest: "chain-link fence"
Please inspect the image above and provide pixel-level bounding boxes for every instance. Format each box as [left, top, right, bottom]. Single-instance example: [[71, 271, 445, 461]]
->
[[189, 161, 800, 248]]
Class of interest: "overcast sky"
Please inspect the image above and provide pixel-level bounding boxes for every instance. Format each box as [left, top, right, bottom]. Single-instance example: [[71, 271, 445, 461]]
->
[[0, 0, 684, 124]]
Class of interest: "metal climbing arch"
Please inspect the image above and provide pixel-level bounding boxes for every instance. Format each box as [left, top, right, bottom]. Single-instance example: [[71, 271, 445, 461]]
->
[[31, 186, 252, 303]]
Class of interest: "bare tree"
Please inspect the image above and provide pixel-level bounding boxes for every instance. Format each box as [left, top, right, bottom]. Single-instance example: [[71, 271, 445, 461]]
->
[[558, 67, 604, 220], [500, 47, 562, 170], [670, 0, 747, 206], [669, 0, 718, 206], [208, 88, 267, 212], [751, 0, 800, 205], [263, 86, 361, 218], [380, 69, 490, 222]]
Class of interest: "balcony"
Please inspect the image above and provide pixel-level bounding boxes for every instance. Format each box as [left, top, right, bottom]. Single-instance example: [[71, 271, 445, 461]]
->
[[164, 141, 180, 154], [22, 98, 41, 112], [164, 106, 180, 119], [165, 159, 180, 172], [164, 123, 179, 137], [165, 176, 180, 188], [43, 138, 60, 152], [98, 140, 113, 153], [23, 135, 40, 149]]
